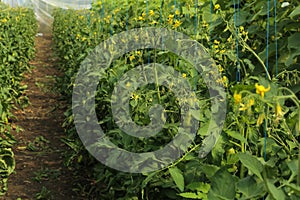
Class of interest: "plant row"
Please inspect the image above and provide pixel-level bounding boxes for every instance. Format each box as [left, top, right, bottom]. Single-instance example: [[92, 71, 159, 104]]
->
[[0, 2, 37, 195], [53, 0, 300, 199]]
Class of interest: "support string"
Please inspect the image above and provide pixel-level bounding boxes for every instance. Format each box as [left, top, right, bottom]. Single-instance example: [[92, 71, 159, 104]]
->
[[233, 0, 241, 82], [264, 0, 271, 163], [209, 0, 213, 47], [274, 0, 278, 76], [146, 0, 150, 64], [194, 0, 198, 92]]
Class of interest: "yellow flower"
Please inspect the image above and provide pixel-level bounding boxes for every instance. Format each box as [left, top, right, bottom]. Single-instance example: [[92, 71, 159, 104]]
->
[[1, 18, 7, 23], [249, 98, 255, 106], [82, 37, 87, 41], [173, 20, 182, 28], [138, 16, 144, 21], [256, 113, 265, 126], [216, 78, 223, 84], [131, 93, 139, 100], [222, 76, 228, 87], [239, 26, 244, 32], [275, 103, 284, 117], [142, 12, 146, 17], [136, 51, 141, 56], [126, 82, 131, 88], [239, 98, 254, 111], [175, 9, 180, 15], [149, 20, 158, 25], [182, 73, 187, 78], [227, 148, 235, 155], [119, 21, 124, 27], [134, 36, 139, 41], [114, 8, 120, 14], [255, 83, 270, 98], [104, 16, 111, 23], [214, 4, 221, 10], [271, 35, 275, 41], [214, 40, 220, 45], [233, 92, 242, 104], [129, 55, 135, 61], [218, 65, 224, 73], [168, 14, 174, 24], [149, 10, 155, 16], [238, 103, 247, 111], [202, 21, 208, 27], [242, 31, 248, 37]]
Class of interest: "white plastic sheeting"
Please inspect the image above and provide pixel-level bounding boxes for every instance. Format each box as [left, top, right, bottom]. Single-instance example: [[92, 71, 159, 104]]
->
[[1, 0, 93, 25]]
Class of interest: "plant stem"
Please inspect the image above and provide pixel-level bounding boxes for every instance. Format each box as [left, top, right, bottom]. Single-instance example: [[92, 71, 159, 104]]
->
[[240, 124, 245, 179], [220, 11, 271, 80], [153, 50, 161, 103], [298, 146, 300, 186]]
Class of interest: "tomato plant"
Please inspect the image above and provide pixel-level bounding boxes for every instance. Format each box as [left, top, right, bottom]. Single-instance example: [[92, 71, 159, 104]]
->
[[0, 2, 37, 195], [53, 0, 300, 199]]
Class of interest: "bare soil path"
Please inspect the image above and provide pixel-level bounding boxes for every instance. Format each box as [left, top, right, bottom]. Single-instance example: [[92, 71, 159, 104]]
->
[[1, 33, 77, 199]]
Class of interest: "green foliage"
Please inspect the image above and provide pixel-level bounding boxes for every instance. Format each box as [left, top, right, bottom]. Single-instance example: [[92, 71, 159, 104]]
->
[[0, 2, 37, 195], [52, 0, 300, 199]]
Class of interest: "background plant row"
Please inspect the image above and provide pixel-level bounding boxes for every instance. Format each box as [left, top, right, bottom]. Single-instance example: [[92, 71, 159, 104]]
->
[[53, 0, 300, 199], [0, 2, 37, 195]]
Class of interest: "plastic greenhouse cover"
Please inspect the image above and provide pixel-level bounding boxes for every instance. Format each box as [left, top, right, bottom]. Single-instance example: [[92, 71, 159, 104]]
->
[[1, 0, 92, 25]]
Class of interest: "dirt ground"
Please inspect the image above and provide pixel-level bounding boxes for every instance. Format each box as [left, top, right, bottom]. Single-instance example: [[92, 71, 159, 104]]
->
[[1, 33, 79, 199]]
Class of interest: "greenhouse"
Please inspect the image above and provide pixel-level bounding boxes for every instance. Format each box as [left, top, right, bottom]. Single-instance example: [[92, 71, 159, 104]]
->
[[0, 0, 299, 199]]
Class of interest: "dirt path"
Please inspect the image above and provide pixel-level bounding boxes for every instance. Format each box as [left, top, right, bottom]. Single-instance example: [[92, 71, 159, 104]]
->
[[1, 34, 77, 199]]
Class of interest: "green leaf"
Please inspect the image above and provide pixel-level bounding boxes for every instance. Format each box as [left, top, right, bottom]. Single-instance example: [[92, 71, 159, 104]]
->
[[199, 164, 219, 178], [8, 55, 16, 62], [237, 176, 264, 198], [243, 59, 256, 72], [191, 109, 205, 122], [238, 153, 263, 180], [169, 166, 185, 192], [288, 33, 300, 50], [265, 179, 286, 200], [225, 130, 248, 145], [287, 159, 298, 178], [289, 5, 300, 18], [186, 182, 210, 193], [197, 122, 210, 136], [141, 171, 157, 188], [179, 192, 207, 199], [208, 168, 236, 200]]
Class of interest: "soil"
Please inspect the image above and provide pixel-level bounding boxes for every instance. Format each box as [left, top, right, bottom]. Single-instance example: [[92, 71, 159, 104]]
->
[[1, 33, 79, 200]]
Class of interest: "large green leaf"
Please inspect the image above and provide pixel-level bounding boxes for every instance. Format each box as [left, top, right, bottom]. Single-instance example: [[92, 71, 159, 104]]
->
[[169, 167, 185, 192], [289, 5, 300, 18], [265, 179, 286, 200], [238, 152, 263, 180], [237, 176, 265, 199], [208, 168, 236, 200]]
